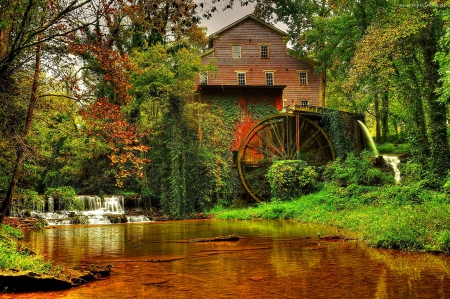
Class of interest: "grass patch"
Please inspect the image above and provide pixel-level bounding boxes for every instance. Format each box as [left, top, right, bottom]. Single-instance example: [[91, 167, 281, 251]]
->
[[211, 183, 450, 253], [0, 225, 57, 273]]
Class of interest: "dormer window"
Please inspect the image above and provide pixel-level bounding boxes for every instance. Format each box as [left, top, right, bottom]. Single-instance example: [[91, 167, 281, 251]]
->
[[232, 45, 241, 58], [200, 72, 208, 85], [261, 45, 269, 58]]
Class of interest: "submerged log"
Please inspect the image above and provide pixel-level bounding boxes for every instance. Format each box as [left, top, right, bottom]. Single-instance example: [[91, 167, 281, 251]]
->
[[188, 234, 241, 243]]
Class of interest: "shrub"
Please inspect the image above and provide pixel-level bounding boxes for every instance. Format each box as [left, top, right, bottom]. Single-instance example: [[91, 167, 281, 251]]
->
[[433, 230, 450, 253], [323, 152, 387, 186], [45, 186, 82, 211], [266, 159, 318, 202], [377, 143, 410, 154], [10, 189, 45, 217]]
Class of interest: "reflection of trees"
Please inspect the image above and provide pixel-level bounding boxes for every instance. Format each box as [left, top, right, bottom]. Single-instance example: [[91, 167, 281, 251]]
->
[[364, 246, 450, 278], [22, 221, 450, 298]]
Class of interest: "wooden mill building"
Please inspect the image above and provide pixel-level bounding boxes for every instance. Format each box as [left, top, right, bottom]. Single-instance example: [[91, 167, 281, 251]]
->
[[194, 14, 325, 149]]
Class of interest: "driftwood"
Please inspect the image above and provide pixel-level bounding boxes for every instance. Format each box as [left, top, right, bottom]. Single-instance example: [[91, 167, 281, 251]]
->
[[188, 234, 241, 243], [318, 234, 356, 241]]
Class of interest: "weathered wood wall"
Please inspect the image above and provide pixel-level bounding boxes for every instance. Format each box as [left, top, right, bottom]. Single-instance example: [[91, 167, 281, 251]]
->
[[198, 17, 321, 107]]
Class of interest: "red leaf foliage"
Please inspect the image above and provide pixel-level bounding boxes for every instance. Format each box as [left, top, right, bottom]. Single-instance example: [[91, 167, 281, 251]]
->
[[81, 98, 150, 186]]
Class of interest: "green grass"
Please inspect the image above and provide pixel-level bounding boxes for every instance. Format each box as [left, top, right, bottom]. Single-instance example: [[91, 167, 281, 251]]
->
[[211, 183, 450, 253], [0, 225, 56, 273]]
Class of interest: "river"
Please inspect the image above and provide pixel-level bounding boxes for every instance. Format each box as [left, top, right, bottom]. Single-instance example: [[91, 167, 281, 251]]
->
[[4, 220, 450, 298]]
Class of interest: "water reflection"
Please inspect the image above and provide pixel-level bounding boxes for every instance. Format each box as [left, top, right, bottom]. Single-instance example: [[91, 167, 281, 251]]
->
[[8, 220, 450, 298]]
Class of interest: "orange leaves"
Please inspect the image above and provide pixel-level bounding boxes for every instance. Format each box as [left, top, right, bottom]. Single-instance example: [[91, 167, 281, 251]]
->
[[81, 98, 150, 186], [70, 41, 137, 104]]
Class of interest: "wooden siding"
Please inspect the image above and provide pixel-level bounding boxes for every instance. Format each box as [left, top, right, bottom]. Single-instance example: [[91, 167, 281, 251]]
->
[[197, 17, 321, 107]]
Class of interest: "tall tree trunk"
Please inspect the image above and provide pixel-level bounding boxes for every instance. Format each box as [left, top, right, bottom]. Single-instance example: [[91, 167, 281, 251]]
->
[[381, 93, 389, 143], [0, 34, 41, 223], [422, 13, 450, 179], [374, 93, 381, 143]]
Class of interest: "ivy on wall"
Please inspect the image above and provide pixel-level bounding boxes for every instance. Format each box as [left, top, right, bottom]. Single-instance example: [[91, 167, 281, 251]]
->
[[322, 108, 357, 160]]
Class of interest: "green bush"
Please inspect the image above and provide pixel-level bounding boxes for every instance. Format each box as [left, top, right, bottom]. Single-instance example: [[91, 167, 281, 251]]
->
[[11, 189, 45, 217], [377, 143, 410, 154], [266, 159, 318, 202], [45, 186, 82, 211], [323, 152, 387, 186], [433, 230, 450, 253], [0, 225, 54, 273]]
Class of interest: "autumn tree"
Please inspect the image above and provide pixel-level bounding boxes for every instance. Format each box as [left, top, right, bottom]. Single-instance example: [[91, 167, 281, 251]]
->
[[0, 0, 120, 222]]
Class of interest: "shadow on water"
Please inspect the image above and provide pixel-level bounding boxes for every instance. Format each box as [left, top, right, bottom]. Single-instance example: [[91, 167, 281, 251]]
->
[[5, 220, 450, 299]]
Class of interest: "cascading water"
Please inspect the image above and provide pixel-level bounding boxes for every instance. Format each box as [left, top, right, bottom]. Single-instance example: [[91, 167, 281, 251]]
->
[[383, 155, 401, 183], [12, 195, 151, 225], [47, 196, 54, 213], [357, 120, 379, 157], [357, 120, 401, 183]]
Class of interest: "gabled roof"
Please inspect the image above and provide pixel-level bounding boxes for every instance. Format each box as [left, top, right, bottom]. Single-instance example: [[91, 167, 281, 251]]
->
[[209, 14, 288, 39]]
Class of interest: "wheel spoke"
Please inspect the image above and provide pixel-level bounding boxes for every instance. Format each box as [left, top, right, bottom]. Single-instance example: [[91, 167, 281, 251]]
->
[[238, 113, 335, 202]]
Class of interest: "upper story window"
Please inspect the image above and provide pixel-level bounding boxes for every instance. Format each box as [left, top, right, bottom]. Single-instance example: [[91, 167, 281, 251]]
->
[[300, 100, 309, 107], [299, 71, 308, 86], [238, 72, 246, 85], [200, 72, 208, 85], [261, 45, 269, 58], [232, 45, 241, 58], [265, 72, 274, 86]]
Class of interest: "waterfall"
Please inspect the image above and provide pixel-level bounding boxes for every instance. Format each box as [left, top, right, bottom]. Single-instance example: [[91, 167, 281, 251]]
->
[[79, 195, 102, 211], [10, 194, 150, 225], [383, 155, 401, 184], [357, 120, 379, 156], [103, 196, 125, 213], [357, 120, 401, 183], [47, 196, 54, 213]]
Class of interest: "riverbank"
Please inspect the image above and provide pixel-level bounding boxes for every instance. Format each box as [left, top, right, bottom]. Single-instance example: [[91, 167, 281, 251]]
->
[[2, 179, 450, 293], [211, 183, 450, 253], [0, 225, 110, 293]]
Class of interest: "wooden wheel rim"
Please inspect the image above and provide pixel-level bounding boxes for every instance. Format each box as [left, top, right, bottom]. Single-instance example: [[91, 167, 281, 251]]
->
[[237, 113, 335, 202]]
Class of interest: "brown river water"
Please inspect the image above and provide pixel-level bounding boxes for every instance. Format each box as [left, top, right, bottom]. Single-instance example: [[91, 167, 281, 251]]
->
[[4, 219, 450, 299]]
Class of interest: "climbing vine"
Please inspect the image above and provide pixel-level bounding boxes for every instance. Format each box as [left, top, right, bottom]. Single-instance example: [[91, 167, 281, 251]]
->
[[322, 108, 357, 159], [247, 100, 279, 120]]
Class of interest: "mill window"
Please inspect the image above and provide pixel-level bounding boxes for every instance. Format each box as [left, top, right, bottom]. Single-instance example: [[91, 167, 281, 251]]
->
[[261, 45, 269, 58], [299, 72, 308, 86], [232, 45, 241, 58], [200, 72, 208, 85], [266, 72, 274, 86], [238, 72, 246, 85]]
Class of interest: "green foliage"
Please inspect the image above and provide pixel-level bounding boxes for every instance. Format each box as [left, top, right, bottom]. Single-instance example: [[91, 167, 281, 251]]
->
[[322, 109, 355, 159], [432, 230, 450, 253], [323, 152, 387, 186], [247, 101, 279, 120], [10, 189, 45, 217], [213, 180, 450, 253], [377, 143, 410, 155], [0, 225, 54, 273], [45, 186, 82, 211], [266, 159, 318, 202]]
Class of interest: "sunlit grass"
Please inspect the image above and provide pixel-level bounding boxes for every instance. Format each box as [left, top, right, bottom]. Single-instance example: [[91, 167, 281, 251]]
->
[[211, 184, 450, 253], [0, 225, 56, 273]]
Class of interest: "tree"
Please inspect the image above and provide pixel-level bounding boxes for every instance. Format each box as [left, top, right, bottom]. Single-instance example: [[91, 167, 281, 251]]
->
[[348, 3, 450, 178], [0, 0, 119, 222], [0, 27, 42, 223]]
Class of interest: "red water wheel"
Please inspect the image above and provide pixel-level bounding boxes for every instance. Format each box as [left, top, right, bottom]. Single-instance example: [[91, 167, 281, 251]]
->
[[237, 112, 335, 202]]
